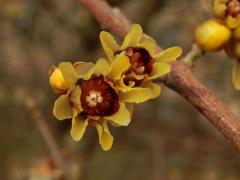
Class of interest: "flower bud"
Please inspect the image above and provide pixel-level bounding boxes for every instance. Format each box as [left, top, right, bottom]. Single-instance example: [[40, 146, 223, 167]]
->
[[195, 19, 231, 52], [49, 67, 69, 94]]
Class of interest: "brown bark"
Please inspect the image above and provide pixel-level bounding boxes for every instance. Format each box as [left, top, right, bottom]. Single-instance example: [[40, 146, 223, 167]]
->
[[79, 0, 240, 152]]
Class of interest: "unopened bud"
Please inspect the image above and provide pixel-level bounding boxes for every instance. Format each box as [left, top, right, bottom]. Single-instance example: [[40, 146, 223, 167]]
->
[[49, 67, 69, 94], [195, 19, 231, 52]]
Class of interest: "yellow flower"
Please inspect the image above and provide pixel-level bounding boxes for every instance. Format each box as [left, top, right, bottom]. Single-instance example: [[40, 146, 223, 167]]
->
[[49, 67, 69, 95], [100, 24, 182, 103], [195, 19, 231, 51], [214, 0, 240, 29], [51, 60, 133, 151]]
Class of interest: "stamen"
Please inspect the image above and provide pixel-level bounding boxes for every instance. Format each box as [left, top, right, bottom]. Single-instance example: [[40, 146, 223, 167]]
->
[[86, 90, 103, 107], [135, 66, 145, 74]]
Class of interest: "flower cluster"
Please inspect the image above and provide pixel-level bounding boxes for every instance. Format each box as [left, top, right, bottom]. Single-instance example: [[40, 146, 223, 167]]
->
[[49, 24, 182, 150], [194, 0, 240, 89], [214, 0, 240, 31]]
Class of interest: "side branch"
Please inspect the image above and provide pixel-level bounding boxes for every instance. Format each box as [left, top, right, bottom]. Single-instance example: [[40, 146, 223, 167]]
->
[[79, 0, 240, 151]]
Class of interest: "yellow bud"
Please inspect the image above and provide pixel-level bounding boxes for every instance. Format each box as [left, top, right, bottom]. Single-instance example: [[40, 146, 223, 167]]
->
[[195, 19, 231, 52], [49, 67, 69, 94]]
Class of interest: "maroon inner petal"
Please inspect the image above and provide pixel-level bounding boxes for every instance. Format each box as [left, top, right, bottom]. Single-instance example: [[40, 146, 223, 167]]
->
[[78, 75, 119, 117]]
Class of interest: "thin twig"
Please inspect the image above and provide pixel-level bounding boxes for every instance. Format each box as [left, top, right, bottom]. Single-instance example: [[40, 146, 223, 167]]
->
[[79, 0, 240, 152], [24, 96, 70, 179]]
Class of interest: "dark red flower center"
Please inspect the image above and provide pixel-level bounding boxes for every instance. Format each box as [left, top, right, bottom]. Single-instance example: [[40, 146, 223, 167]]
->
[[77, 75, 119, 117], [123, 47, 154, 86], [227, 0, 240, 17]]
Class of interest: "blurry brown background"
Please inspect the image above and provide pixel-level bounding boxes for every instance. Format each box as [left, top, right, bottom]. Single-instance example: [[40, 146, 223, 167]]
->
[[1, 0, 240, 179]]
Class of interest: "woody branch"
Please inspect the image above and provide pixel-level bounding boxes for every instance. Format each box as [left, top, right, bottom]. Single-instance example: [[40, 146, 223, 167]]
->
[[79, 0, 240, 152]]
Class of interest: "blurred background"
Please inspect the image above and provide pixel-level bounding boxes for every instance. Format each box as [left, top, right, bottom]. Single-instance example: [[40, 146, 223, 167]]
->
[[1, 0, 240, 179]]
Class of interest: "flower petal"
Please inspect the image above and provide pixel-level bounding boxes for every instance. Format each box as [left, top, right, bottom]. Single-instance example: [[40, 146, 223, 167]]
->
[[138, 34, 157, 56], [53, 95, 72, 120], [119, 87, 152, 103], [142, 81, 161, 99], [100, 31, 119, 61], [138, 39, 157, 57], [154, 47, 182, 62], [74, 62, 94, 76], [83, 58, 110, 79], [121, 24, 143, 50], [213, 1, 227, 18], [69, 85, 83, 112], [232, 60, 240, 90], [94, 121, 113, 151], [105, 103, 131, 126], [108, 55, 130, 80], [118, 75, 136, 92], [71, 115, 88, 141], [148, 62, 171, 80], [126, 103, 134, 117], [141, 34, 157, 45], [226, 15, 240, 29], [58, 62, 79, 87]]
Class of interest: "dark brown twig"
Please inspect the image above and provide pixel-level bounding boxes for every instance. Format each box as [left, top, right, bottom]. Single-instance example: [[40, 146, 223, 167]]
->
[[79, 0, 240, 152]]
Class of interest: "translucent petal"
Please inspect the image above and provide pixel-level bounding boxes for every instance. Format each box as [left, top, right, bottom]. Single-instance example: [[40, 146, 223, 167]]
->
[[226, 15, 240, 29], [126, 103, 134, 117], [154, 47, 182, 62], [121, 24, 143, 50], [108, 55, 130, 80], [119, 87, 152, 103], [141, 34, 157, 46], [58, 62, 79, 87], [74, 62, 94, 76], [232, 60, 240, 90], [53, 95, 72, 120], [69, 86, 83, 112], [138, 39, 157, 57], [148, 62, 171, 80], [110, 103, 133, 127], [105, 103, 131, 126], [142, 81, 161, 99], [83, 58, 110, 79], [71, 116, 88, 141], [95, 121, 113, 151], [100, 31, 119, 61], [118, 75, 135, 92], [213, 1, 227, 18]]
